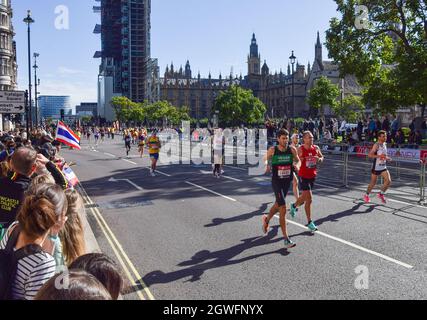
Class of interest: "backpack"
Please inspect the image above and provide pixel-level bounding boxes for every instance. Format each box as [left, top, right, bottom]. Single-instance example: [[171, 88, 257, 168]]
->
[[0, 225, 42, 300]]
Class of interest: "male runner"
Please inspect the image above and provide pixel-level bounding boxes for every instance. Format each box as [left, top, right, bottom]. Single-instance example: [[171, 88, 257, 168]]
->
[[124, 130, 132, 157], [262, 129, 301, 248], [147, 130, 161, 176], [289, 131, 324, 233], [290, 133, 300, 202], [138, 130, 146, 158], [364, 130, 392, 204]]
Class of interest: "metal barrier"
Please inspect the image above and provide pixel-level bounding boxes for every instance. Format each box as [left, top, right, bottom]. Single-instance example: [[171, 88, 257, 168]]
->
[[317, 142, 427, 206]]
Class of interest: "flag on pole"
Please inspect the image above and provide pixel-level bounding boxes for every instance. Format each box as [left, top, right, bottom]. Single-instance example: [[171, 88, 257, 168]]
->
[[56, 121, 81, 150]]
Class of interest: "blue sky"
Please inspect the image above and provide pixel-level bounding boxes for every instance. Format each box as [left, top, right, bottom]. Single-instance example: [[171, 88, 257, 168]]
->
[[12, 0, 340, 109]]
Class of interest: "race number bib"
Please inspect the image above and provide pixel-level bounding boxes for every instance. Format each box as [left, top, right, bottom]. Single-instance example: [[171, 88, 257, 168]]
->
[[277, 165, 291, 179], [306, 157, 317, 169]]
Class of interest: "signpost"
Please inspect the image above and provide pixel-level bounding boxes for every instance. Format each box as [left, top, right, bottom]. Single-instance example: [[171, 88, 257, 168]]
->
[[0, 90, 26, 114]]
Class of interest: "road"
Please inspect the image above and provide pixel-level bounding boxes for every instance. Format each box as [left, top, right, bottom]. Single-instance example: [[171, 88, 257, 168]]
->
[[61, 137, 427, 300]]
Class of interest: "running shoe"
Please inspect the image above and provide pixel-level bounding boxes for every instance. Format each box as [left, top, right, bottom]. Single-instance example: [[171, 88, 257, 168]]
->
[[284, 238, 296, 248], [289, 203, 297, 218], [262, 214, 269, 234], [307, 221, 318, 232], [363, 194, 370, 203], [377, 193, 387, 204]]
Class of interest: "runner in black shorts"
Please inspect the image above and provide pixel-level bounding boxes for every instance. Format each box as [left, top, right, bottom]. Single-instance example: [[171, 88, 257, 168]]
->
[[262, 129, 301, 248]]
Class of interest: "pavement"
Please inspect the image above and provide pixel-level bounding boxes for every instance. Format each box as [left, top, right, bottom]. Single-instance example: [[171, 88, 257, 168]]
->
[[60, 136, 427, 300]]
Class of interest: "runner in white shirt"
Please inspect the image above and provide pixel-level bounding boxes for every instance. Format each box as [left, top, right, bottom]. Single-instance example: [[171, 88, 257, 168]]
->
[[364, 130, 392, 204]]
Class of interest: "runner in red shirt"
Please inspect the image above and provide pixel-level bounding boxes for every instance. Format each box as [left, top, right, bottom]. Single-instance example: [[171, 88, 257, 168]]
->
[[289, 131, 324, 232]]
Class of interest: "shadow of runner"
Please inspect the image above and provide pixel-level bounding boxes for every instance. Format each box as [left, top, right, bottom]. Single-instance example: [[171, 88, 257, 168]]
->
[[204, 202, 270, 227], [314, 202, 378, 227], [136, 226, 293, 289]]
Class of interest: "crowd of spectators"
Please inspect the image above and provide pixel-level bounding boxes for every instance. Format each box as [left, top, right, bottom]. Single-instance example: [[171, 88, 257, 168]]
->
[[0, 126, 125, 300]]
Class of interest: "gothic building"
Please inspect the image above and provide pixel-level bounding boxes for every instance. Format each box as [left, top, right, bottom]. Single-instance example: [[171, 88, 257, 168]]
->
[[160, 32, 360, 120]]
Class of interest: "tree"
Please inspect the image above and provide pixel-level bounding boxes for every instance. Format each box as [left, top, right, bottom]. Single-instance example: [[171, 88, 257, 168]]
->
[[80, 115, 92, 125], [336, 94, 365, 122], [212, 85, 266, 126], [307, 76, 340, 117], [110, 96, 137, 123], [326, 0, 427, 115]]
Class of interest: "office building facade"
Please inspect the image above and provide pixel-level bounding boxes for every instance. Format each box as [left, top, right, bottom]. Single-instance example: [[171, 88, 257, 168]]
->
[[39, 96, 72, 120]]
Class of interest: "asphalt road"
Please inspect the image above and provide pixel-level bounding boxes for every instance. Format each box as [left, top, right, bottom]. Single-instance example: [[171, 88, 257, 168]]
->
[[61, 137, 427, 300]]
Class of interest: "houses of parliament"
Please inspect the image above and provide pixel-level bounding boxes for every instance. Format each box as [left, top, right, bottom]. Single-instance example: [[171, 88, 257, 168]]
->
[[160, 32, 360, 120]]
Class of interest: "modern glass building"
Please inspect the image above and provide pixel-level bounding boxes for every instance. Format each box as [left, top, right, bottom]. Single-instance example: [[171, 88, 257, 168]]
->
[[39, 96, 72, 120]]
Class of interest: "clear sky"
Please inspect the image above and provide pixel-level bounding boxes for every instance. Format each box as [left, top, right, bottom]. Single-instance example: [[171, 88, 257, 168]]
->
[[12, 0, 340, 109]]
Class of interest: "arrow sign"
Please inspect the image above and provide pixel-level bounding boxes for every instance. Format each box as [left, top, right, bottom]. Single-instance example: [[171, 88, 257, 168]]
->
[[0, 90, 25, 114], [108, 177, 143, 191]]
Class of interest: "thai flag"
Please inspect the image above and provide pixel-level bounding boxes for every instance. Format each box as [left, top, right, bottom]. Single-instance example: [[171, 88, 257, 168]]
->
[[56, 121, 81, 150]]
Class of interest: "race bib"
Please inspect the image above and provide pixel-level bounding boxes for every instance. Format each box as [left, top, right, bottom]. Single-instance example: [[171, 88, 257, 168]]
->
[[277, 165, 291, 178], [306, 157, 317, 169]]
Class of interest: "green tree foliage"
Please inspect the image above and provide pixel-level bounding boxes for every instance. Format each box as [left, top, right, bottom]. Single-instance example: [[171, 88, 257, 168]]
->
[[307, 76, 340, 117], [326, 0, 427, 115], [111, 97, 190, 126], [212, 85, 266, 126], [336, 94, 365, 122]]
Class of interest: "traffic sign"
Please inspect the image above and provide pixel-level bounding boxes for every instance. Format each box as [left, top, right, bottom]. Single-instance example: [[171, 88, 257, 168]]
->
[[0, 90, 25, 114]]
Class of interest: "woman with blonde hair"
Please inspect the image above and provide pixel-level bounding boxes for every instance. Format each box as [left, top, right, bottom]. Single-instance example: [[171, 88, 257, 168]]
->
[[60, 188, 86, 265]]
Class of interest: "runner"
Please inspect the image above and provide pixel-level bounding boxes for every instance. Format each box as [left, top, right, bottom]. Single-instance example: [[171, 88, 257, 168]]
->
[[100, 128, 105, 143], [124, 130, 132, 157], [364, 130, 392, 204], [289, 131, 324, 233], [94, 128, 100, 146], [147, 130, 161, 176], [262, 129, 301, 248], [211, 128, 224, 178], [86, 129, 91, 142], [290, 133, 300, 203], [138, 130, 146, 158]]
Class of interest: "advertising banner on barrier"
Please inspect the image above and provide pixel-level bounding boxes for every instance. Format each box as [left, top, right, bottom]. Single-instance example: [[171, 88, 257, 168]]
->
[[387, 148, 420, 163], [421, 150, 427, 163]]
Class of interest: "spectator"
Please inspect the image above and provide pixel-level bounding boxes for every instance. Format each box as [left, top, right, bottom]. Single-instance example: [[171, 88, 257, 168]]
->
[[382, 116, 390, 133], [0, 147, 37, 230], [409, 119, 415, 133], [61, 189, 86, 266], [368, 118, 376, 140], [34, 270, 112, 300], [0, 138, 16, 162], [393, 129, 405, 146], [69, 253, 123, 300], [29, 174, 55, 188], [357, 119, 364, 141], [422, 119, 427, 130], [415, 130, 423, 145], [375, 118, 382, 135], [0, 183, 67, 300], [391, 116, 399, 140], [323, 129, 332, 141]]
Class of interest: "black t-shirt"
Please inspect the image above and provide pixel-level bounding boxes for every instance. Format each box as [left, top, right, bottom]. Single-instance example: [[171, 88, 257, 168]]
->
[[0, 174, 31, 228]]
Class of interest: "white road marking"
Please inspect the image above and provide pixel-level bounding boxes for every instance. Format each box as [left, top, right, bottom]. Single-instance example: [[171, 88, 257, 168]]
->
[[108, 177, 143, 191], [122, 159, 137, 165], [104, 152, 116, 157], [272, 215, 413, 269], [224, 165, 247, 171], [222, 175, 243, 182], [185, 181, 237, 202]]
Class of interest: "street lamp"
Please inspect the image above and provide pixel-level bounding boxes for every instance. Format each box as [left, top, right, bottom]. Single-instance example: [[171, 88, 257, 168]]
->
[[289, 51, 296, 118], [33, 52, 39, 128], [23, 10, 35, 130]]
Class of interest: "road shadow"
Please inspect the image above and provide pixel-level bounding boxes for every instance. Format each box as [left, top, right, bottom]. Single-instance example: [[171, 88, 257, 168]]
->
[[204, 202, 270, 227], [130, 226, 293, 289]]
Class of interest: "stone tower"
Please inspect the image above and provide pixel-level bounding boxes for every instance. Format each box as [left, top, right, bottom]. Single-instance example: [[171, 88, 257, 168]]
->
[[247, 33, 260, 75]]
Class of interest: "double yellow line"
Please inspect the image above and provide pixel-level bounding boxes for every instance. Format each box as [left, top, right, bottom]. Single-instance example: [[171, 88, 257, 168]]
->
[[79, 183, 155, 300]]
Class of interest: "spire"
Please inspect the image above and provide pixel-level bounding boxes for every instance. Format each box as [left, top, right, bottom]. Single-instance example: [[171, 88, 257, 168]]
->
[[316, 31, 321, 47], [208, 71, 211, 79], [315, 31, 323, 63], [287, 63, 291, 75], [308, 61, 311, 74], [185, 60, 192, 78], [170, 62, 174, 73]]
